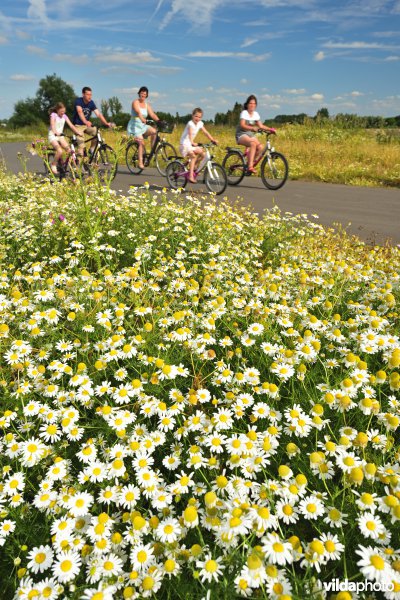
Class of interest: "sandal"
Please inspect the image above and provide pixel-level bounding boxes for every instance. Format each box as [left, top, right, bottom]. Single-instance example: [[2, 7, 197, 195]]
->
[[188, 177, 197, 184]]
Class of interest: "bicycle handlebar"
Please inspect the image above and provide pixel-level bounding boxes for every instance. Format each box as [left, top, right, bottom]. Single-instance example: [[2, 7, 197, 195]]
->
[[258, 129, 276, 135]]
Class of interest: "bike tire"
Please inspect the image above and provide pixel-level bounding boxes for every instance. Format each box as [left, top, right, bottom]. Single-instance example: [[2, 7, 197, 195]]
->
[[260, 151, 289, 190], [126, 141, 145, 175], [155, 142, 177, 176], [222, 151, 246, 186], [166, 160, 187, 190], [93, 144, 117, 182], [204, 162, 227, 195]]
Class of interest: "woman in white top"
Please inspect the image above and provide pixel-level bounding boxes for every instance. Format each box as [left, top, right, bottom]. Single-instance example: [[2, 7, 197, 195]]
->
[[48, 102, 80, 174], [179, 107, 217, 183], [236, 95, 275, 174]]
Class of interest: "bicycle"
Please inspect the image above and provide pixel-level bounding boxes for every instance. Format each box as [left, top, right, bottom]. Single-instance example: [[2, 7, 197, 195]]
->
[[222, 131, 289, 190], [41, 135, 91, 182], [125, 120, 177, 176], [80, 126, 118, 182], [165, 143, 227, 195]]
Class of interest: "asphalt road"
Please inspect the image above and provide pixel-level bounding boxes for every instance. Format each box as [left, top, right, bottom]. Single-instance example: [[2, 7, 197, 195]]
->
[[1, 141, 399, 246]]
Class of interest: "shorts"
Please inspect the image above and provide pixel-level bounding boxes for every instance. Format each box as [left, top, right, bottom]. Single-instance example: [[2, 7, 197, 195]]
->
[[48, 133, 65, 144], [179, 143, 199, 157], [74, 125, 97, 147]]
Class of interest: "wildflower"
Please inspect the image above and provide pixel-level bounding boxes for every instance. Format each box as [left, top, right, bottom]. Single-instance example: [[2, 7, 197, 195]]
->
[[355, 545, 393, 582], [26, 545, 54, 574], [262, 533, 293, 565], [196, 554, 225, 583], [52, 550, 81, 583]]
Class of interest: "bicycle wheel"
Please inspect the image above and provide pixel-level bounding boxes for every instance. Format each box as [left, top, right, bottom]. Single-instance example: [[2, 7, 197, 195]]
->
[[155, 142, 177, 176], [166, 160, 187, 190], [94, 144, 117, 182], [222, 151, 246, 186], [260, 151, 288, 190], [204, 162, 227, 195], [126, 141, 144, 175]]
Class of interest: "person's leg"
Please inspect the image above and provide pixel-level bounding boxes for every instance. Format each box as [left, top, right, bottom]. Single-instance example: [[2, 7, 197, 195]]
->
[[135, 137, 145, 168], [84, 126, 97, 153], [75, 125, 86, 156], [144, 126, 157, 151], [238, 135, 258, 170], [50, 139, 62, 172], [186, 150, 196, 182], [254, 140, 264, 164]]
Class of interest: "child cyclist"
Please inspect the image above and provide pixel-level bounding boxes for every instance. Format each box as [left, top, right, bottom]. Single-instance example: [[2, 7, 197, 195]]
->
[[48, 102, 80, 174], [179, 108, 217, 183]]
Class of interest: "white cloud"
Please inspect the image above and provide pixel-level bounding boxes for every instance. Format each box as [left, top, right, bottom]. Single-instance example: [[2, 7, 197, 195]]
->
[[96, 51, 161, 64], [384, 55, 400, 61], [188, 50, 271, 62], [10, 74, 36, 81], [350, 91, 364, 97], [283, 88, 306, 94], [314, 51, 325, 61], [160, 0, 224, 30], [27, 0, 49, 25], [0, 35, 8, 44], [311, 93, 324, 101], [323, 41, 400, 50], [54, 53, 89, 64], [26, 44, 47, 56]]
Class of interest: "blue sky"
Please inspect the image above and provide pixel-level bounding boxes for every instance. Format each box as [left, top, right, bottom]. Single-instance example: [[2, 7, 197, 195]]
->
[[0, 0, 399, 120]]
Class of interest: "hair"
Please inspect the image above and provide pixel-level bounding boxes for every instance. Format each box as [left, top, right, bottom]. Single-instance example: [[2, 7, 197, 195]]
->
[[192, 107, 203, 117], [244, 95, 257, 110], [82, 86, 92, 94], [48, 102, 65, 116], [138, 86, 149, 96]]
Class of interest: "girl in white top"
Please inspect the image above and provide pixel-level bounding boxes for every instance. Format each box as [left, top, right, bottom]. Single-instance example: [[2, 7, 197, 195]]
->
[[48, 102, 80, 174], [236, 94, 275, 174], [179, 107, 217, 183]]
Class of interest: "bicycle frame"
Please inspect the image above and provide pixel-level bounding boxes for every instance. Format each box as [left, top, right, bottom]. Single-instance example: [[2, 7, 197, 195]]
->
[[131, 121, 172, 166], [81, 127, 105, 163], [237, 132, 275, 167]]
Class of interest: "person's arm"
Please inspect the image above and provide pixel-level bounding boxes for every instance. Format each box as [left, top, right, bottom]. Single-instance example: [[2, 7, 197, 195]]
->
[[94, 109, 111, 128], [76, 105, 92, 128], [147, 103, 159, 122], [188, 124, 198, 146], [256, 120, 276, 133], [201, 125, 217, 144], [132, 100, 147, 125], [50, 114, 59, 135], [240, 117, 258, 133], [64, 115, 81, 137]]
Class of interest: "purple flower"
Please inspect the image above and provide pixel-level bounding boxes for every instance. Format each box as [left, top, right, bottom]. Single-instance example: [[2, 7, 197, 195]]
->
[[59, 214, 65, 222]]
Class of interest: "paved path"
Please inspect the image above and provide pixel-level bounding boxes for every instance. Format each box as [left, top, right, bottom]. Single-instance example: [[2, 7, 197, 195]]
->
[[1, 141, 399, 246]]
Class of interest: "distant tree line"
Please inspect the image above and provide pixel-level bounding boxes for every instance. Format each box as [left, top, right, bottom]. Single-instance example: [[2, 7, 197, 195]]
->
[[4, 74, 400, 130]]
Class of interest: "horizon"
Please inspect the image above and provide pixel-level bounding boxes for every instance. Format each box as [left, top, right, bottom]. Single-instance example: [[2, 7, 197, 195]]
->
[[0, 1, 399, 121]]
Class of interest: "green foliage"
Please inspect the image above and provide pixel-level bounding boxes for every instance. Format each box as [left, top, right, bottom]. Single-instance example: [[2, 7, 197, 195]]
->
[[9, 73, 76, 128]]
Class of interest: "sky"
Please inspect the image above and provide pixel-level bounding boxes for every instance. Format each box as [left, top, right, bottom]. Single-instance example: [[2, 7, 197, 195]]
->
[[0, 0, 399, 121]]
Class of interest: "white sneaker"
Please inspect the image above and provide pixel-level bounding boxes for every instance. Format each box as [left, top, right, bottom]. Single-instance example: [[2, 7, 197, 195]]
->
[[51, 165, 58, 174]]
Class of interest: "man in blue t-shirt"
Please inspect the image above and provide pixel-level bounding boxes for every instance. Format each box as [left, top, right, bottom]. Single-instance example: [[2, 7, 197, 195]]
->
[[73, 86, 112, 155]]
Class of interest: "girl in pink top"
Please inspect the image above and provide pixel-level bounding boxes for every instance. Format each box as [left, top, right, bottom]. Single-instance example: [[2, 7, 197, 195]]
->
[[48, 102, 80, 174]]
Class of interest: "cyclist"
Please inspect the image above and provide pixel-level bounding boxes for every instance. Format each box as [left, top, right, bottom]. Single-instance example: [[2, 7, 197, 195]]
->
[[48, 102, 81, 174], [127, 86, 160, 170], [236, 95, 275, 174], [179, 108, 217, 183], [72, 86, 113, 156]]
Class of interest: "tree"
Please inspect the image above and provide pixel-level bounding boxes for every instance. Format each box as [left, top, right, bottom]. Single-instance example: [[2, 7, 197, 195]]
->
[[108, 97, 123, 119], [315, 107, 330, 121], [8, 98, 42, 128], [35, 74, 76, 121]]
